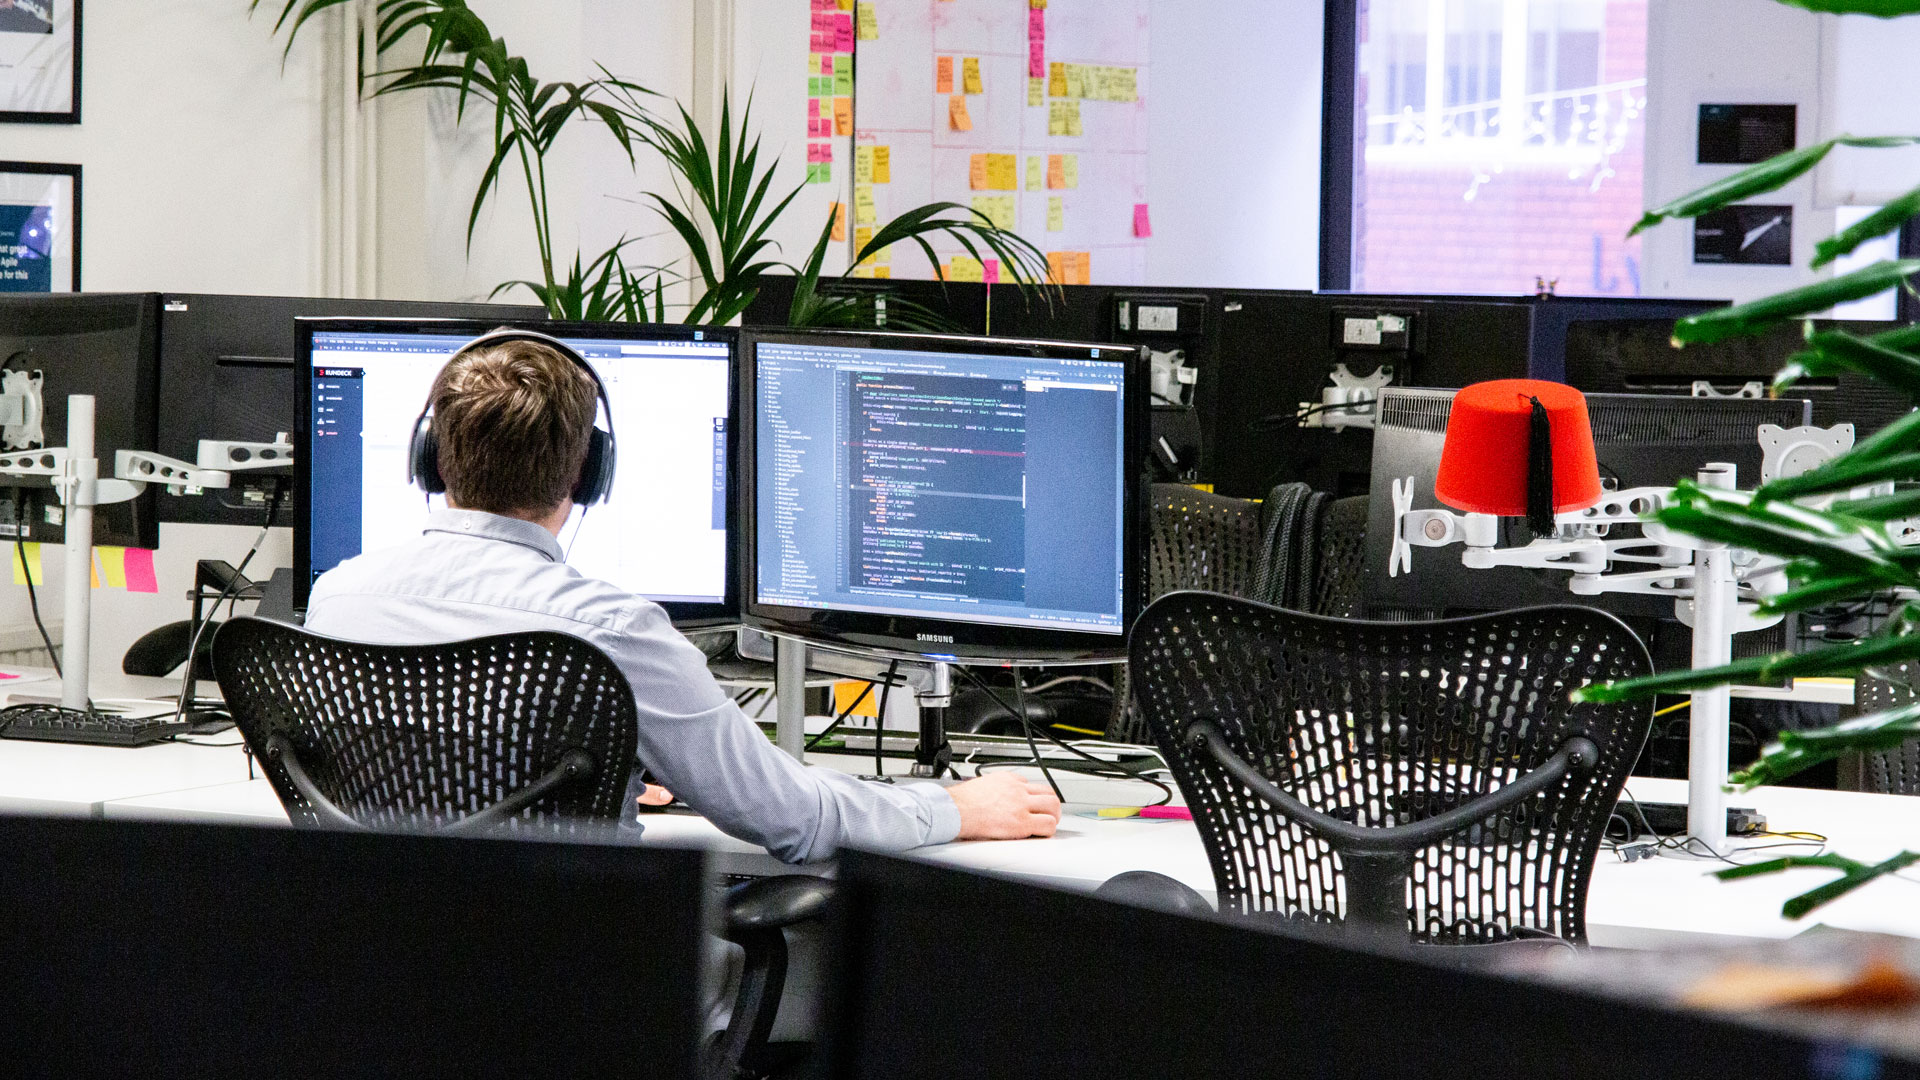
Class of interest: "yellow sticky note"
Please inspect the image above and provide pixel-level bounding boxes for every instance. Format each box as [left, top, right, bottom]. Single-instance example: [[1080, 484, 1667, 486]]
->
[[833, 96, 853, 136], [856, 1, 879, 39], [1047, 196, 1064, 232], [808, 53, 822, 76], [949, 94, 972, 131], [1026, 155, 1044, 190], [971, 195, 1016, 231], [835, 680, 878, 718], [11, 542, 41, 586], [1048, 61, 1067, 98], [962, 56, 983, 95], [837, 0, 853, 10], [985, 152, 1017, 190], [946, 256, 984, 283], [1028, 76, 1044, 107], [854, 184, 877, 225], [1062, 154, 1078, 188], [855, 225, 875, 252], [830, 201, 847, 242], [855, 145, 875, 184], [1048, 98, 1081, 136], [1064, 63, 1085, 99], [936, 56, 954, 95], [872, 145, 891, 183], [98, 545, 127, 588], [872, 266, 891, 278]]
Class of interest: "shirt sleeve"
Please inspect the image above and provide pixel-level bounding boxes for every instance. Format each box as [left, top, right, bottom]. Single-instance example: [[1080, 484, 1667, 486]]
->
[[605, 604, 961, 863]]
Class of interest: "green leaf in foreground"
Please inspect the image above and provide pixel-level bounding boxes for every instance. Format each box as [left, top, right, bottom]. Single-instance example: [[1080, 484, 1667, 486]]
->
[[1572, 630, 1920, 704], [1730, 699, 1920, 788], [1775, 0, 1920, 15], [1715, 851, 1920, 921], [1630, 136, 1920, 238], [1672, 260, 1920, 345], [1814, 184, 1920, 268]]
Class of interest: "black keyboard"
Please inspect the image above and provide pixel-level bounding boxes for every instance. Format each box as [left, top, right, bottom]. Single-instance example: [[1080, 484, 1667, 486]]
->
[[0, 705, 193, 747]]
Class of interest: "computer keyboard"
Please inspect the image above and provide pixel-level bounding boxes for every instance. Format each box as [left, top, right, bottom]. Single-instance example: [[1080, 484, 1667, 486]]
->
[[0, 705, 193, 747]]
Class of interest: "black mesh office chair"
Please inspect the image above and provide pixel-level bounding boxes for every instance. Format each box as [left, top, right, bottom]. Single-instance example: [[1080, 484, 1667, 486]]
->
[[213, 616, 831, 1080], [1312, 494, 1369, 619], [1851, 664, 1920, 794], [1127, 593, 1653, 945]]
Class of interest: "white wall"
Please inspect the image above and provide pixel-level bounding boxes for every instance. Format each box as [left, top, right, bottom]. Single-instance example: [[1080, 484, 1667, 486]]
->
[[1146, 0, 1322, 289], [4, 1, 331, 294]]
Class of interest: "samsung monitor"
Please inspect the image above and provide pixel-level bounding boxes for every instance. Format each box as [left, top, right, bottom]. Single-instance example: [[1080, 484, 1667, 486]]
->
[[743, 329, 1146, 662], [154, 293, 546, 527], [295, 318, 737, 625], [0, 292, 161, 549]]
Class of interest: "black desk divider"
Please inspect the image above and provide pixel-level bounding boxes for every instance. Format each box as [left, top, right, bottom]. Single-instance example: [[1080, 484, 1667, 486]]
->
[[0, 815, 706, 1078], [820, 851, 1919, 1080]]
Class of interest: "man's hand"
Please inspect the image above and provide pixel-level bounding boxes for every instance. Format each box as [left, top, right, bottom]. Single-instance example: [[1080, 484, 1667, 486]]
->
[[947, 771, 1062, 840], [635, 783, 675, 808]]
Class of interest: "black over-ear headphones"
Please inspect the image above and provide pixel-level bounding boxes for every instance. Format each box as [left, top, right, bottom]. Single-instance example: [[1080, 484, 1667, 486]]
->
[[407, 328, 618, 506]]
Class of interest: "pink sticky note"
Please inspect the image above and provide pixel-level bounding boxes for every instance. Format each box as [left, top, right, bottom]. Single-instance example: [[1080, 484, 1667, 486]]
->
[[820, 54, 834, 74], [1030, 9, 1045, 36], [807, 142, 827, 163], [983, 259, 1001, 284], [1133, 203, 1152, 238], [0, 672, 19, 681], [124, 547, 158, 594], [1029, 42, 1045, 78], [834, 13, 854, 51]]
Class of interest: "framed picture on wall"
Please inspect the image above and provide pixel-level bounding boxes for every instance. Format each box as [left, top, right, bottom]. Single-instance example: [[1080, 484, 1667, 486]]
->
[[0, 162, 79, 291], [0, 0, 79, 123]]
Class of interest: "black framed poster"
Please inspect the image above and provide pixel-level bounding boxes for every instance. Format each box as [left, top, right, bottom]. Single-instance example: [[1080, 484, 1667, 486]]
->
[[0, 0, 79, 123], [0, 161, 79, 290]]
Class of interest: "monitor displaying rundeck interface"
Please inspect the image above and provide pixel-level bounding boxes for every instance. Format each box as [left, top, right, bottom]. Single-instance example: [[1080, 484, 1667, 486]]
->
[[297, 319, 736, 623], [747, 331, 1142, 661]]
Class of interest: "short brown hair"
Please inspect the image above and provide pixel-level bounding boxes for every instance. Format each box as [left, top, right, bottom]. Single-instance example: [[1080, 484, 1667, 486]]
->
[[427, 334, 599, 515]]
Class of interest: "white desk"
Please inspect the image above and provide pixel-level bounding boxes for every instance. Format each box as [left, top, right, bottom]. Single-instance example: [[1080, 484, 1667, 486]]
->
[[41, 740, 1920, 949]]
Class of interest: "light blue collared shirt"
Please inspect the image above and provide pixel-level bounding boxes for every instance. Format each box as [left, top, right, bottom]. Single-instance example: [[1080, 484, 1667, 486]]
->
[[304, 509, 961, 862]]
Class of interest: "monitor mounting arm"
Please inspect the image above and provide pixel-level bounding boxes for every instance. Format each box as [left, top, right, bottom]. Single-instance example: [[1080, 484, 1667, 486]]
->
[[115, 436, 294, 496]]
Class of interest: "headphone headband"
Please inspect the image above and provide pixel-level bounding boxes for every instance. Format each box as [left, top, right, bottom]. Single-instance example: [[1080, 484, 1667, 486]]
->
[[407, 326, 618, 506]]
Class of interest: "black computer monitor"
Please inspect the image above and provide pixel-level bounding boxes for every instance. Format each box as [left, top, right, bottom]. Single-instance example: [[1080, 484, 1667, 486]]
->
[[1362, 387, 1811, 669], [294, 318, 738, 625], [1565, 316, 1914, 438], [820, 851, 1883, 1080], [743, 329, 1147, 662], [0, 293, 161, 549], [153, 293, 546, 527], [0, 814, 704, 1076]]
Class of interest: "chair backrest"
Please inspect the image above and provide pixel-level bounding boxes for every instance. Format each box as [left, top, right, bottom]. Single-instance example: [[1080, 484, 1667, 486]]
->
[[213, 617, 639, 830], [1148, 484, 1267, 599], [1311, 494, 1369, 619], [1129, 592, 1652, 944], [1852, 665, 1920, 794]]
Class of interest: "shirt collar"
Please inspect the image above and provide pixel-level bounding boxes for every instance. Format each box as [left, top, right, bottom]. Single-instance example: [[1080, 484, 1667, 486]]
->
[[423, 508, 565, 563]]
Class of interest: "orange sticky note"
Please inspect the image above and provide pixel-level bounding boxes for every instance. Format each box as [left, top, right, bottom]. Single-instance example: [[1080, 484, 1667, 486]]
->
[[1047, 154, 1066, 189], [1070, 251, 1091, 285], [1046, 251, 1068, 285], [949, 94, 972, 131], [969, 153, 989, 190], [936, 56, 954, 95], [834, 96, 853, 135], [962, 56, 983, 94], [831, 202, 847, 242]]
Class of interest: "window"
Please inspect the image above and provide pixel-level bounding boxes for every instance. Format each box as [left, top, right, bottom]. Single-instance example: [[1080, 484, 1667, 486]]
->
[[1343, 0, 1648, 295]]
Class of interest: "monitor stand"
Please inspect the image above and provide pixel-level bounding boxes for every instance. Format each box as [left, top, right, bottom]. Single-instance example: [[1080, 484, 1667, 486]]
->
[[762, 631, 953, 774]]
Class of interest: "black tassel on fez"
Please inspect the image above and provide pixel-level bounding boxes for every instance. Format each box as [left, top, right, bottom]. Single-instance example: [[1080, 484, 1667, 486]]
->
[[1527, 395, 1555, 537]]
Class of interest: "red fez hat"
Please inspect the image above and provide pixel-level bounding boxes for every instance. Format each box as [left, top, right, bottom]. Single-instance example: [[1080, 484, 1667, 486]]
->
[[1434, 379, 1602, 536]]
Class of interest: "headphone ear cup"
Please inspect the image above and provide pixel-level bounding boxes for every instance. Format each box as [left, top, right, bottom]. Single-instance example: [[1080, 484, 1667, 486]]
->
[[574, 428, 613, 505], [410, 416, 446, 495]]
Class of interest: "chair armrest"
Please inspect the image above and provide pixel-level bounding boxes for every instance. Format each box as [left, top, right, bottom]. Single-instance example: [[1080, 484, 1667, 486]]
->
[[724, 875, 837, 940], [265, 734, 367, 831], [1186, 721, 1599, 853]]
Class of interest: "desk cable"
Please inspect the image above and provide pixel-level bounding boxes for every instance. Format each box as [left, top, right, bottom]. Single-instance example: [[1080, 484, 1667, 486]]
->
[[1605, 787, 1828, 866], [952, 666, 1176, 807], [165, 477, 286, 735]]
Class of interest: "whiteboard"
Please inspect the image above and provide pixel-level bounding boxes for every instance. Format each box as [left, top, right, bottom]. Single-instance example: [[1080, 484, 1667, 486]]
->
[[845, 0, 1151, 285]]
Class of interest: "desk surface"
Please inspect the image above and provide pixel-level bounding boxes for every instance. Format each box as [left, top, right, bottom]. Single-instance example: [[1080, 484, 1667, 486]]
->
[[20, 735, 1920, 950]]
